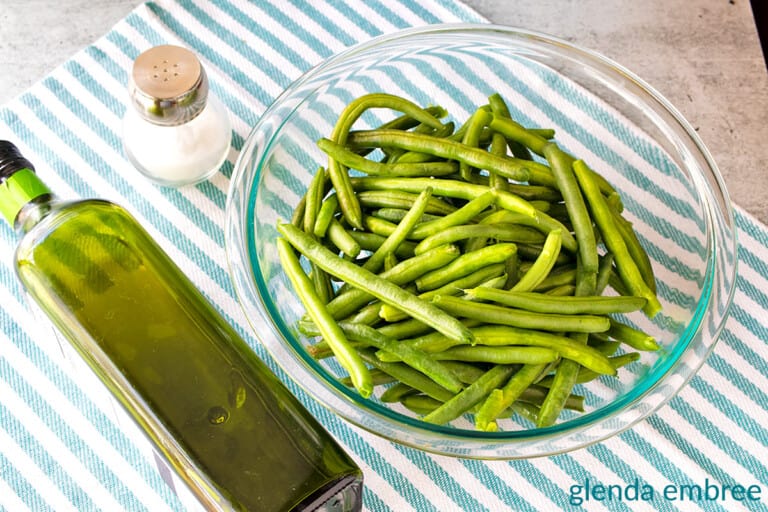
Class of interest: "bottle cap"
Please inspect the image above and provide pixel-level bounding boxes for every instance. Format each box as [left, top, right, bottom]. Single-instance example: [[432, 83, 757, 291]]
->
[[128, 45, 209, 126], [0, 140, 35, 181]]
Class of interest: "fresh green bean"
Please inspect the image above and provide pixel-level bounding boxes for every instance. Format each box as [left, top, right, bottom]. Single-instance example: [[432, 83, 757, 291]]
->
[[350, 176, 577, 251], [328, 93, 447, 229], [346, 230, 416, 259], [475, 363, 548, 431], [543, 143, 598, 291], [358, 350, 455, 402], [371, 208, 442, 224], [380, 382, 417, 403], [432, 294, 610, 333], [429, 346, 559, 365], [423, 365, 517, 424], [595, 252, 615, 295], [467, 288, 647, 315], [414, 224, 543, 255], [303, 167, 327, 234], [378, 263, 506, 322], [510, 229, 562, 292], [416, 243, 517, 291], [277, 238, 372, 397], [278, 224, 474, 344], [318, 138, 458, 177], [537, 352, 640, 386], [460, 107, 493, 180], [611, 208, 657, 293], [326, 219, 361, 258], [340, 322, 464, 393], [346, 129, 554, 186], [391, 325, 615, 375], [409, 190, 496, 239], [607, 319, 660, 351], [324, 244, 460, 319], [363, 187, 433, 273], [357, 189, 457, 215], [313, 193, 338, 237], [573, 159, 661, 317]]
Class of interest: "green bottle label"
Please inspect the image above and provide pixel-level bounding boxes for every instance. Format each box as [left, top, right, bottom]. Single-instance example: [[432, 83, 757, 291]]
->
[[0, 168, 51, 225]]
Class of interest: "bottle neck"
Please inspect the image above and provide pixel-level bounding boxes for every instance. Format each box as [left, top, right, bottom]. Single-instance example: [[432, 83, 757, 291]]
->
[[0, 166, 54, 232]]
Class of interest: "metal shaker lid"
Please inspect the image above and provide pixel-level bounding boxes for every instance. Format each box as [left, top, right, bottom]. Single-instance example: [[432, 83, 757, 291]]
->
[[128, 45, 209, 126]]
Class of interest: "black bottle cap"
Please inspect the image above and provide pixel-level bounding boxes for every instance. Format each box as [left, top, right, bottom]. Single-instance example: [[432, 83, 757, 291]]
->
[[0, 140, 35, 181]]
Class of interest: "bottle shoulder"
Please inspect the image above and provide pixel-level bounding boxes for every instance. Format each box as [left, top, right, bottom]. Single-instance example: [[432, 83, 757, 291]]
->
[[15, 198, 136, 257]]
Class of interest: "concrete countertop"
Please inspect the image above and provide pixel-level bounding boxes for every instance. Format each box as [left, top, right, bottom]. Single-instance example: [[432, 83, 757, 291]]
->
[[2, 0, 767, 224]]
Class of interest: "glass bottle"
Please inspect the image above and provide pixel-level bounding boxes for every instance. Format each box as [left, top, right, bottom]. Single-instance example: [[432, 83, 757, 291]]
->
[[0, 140, 363, 512], [122, 45, 232, 187]]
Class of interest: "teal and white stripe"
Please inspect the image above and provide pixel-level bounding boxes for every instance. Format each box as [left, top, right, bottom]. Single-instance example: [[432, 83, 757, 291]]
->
[[1, 1, 766, 511]]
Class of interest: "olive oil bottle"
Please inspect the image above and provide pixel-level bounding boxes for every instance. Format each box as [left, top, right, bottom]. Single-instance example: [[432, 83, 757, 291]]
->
[[0, 141, 363, 511]]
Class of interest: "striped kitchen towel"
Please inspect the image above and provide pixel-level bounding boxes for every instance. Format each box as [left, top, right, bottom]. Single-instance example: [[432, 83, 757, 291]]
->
[[1, 1, 766, 511]]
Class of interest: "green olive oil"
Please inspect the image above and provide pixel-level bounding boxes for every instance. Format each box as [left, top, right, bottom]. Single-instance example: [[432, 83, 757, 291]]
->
[[0, 141, 362, 511]]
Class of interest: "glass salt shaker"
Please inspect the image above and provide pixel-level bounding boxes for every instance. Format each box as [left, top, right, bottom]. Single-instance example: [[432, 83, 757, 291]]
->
[[122, 45, 231, 187]]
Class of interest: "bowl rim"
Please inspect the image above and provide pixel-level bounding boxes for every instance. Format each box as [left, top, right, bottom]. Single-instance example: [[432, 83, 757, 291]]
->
[[225, 22, 739, 458]]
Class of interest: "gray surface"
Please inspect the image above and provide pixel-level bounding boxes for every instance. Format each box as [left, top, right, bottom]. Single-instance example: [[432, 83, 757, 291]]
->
[[1, 0, 767, 224]]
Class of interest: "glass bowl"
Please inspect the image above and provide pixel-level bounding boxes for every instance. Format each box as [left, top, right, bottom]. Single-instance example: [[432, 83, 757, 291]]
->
[[225, 24, 737, 459]]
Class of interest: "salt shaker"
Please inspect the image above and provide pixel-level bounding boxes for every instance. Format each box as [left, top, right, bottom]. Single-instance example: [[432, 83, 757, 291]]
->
[[122, 45, 231, 187]]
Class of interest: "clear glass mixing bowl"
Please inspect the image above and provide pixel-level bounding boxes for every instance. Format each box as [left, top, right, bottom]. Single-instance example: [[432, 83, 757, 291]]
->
[[225, 24, 737, 459]]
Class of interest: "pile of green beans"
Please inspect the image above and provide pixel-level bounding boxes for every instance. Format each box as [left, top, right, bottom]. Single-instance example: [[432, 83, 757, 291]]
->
[[277, 92, 662, 431]]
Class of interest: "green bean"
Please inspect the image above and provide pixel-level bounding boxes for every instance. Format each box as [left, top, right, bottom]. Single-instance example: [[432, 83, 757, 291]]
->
[[400, 394, 443, 415], [324, 244, 460, 319], [438, 360, 488, 384], [371, 208, 442, 224], [291, 194, 306, 228], [278, 224, 474, 344], [408, 190, 496, 239], [380, 382, 417, 403], [303, 167, 327, 234], [346, 129, 554, 186], [611, 208, 657, 293], [475, 363, 548, 431], [346, 230, 416, 259], [537, 352, 640, 387], [534, 265, 577, 291], [350, 176, 577, 251], [520, 385, 585, 412], [357, 189, 457, 215], [358, 350, 455, 402], [277, 238, 372, 397], [489, 130, 510, 191], [325, 218, 360, 258], [376, 318, 434, 340], [545, 284, 576, 296], [363, 187, 433, 273], [460, 107, 493, 180], [328, 94, 447, 229], [467, 288, 647, 315], [423, 365, 517, 424], [432, 295, 610, 333], [573, 159, 661, 317], [607, 319, 660, 351], [487, 114, 549, 155], [595, 252, 615, 295], [377, 105, 448, 131], [313, 193, 338, 237], [340, 368, 394, 388], [340, 322, 464, 393], [393, 325, 615, 375], [543, 143, 598, 291], [318, 138, 459, 177], [429, 346, 559, 365], [379, 262, 505, 322], [510, 229, 562, 292], [416, 243, 517, 291], [309, 263, 334, 303]]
